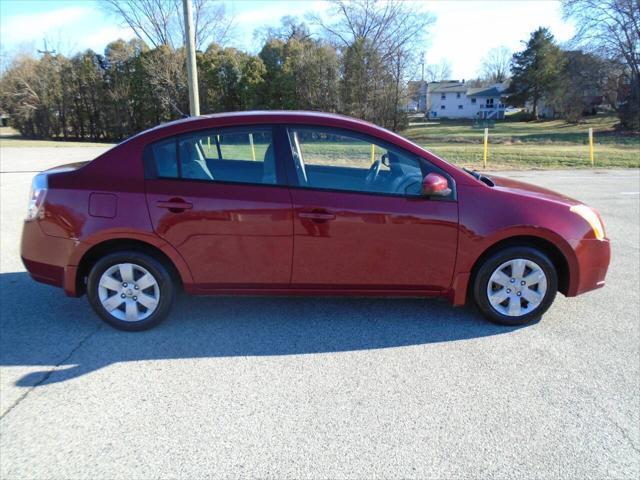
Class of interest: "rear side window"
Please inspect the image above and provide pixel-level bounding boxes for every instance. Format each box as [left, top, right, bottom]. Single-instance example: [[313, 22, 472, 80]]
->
[[151, 138, 178, 178], [147, 127, 279, 185]]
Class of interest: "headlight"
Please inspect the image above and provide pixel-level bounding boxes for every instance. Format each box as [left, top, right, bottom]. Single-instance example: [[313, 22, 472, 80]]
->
[[570, 204, 605, 240]]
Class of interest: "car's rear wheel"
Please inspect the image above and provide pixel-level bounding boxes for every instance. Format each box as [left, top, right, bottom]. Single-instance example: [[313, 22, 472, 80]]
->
[[473, 246, 558, 326], [87, 251, 175, 331]]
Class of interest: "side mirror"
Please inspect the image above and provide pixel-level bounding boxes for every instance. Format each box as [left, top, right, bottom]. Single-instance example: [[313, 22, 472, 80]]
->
[[422, 173, 451, 197]]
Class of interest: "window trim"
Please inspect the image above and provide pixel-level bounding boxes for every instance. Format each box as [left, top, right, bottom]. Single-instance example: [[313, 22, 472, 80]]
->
[[282, 125, 456, 201]]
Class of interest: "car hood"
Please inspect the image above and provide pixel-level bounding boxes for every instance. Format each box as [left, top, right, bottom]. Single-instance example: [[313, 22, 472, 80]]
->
[[485, 174, 582, 206]]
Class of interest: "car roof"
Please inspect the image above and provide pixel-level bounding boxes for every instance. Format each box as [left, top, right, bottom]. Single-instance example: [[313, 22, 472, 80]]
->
[[147, 110, 383, 134]]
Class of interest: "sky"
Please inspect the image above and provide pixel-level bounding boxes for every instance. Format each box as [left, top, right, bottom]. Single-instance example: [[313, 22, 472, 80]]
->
[[0, 0, 576, 79]]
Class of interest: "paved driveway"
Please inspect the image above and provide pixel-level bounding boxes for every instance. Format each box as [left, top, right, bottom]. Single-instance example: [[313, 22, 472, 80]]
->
[[1, 146, 638, 479]]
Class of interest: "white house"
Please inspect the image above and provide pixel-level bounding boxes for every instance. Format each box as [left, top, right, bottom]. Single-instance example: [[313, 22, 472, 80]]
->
[[424, 81, 509, 119]]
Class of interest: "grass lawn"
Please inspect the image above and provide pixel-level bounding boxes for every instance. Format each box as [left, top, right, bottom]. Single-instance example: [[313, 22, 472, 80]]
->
[[0, 127, 115, 148], [402, 115, 639, 169], [1, 115, 638, 170]]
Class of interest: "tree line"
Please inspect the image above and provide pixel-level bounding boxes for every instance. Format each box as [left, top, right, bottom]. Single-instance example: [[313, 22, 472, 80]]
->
[[0, 0, 637, 140], [0, 0, 432, 141]]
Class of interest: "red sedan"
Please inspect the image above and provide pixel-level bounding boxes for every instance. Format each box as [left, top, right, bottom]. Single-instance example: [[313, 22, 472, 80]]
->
[[21, 111, 610, 331]]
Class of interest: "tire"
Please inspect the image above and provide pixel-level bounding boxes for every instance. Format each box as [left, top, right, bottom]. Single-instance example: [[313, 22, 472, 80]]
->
[[87, 250, 175, 331], [473, 246, 558, 326]]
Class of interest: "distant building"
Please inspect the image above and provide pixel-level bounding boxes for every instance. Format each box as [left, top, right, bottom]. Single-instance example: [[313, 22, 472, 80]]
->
[[407, 81, 429, 112], [408, 80, 510, 119]]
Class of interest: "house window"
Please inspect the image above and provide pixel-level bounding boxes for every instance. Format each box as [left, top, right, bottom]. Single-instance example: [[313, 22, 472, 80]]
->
[[456, 92, 461, 98], [471, 98, 477, 104], [486, 98, 494, 108], [440, 105, 445, 110], [441, 94, 446, 100], [458, 105, 463, 109]]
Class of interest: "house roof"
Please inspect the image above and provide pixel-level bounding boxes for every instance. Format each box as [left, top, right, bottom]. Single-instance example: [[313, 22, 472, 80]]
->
[[467, 86, 506, 97], [428, 81, 467, 93]]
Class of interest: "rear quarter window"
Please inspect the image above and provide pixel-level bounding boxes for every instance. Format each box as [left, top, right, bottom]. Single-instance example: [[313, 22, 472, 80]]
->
[[151, 138, 178, 178]]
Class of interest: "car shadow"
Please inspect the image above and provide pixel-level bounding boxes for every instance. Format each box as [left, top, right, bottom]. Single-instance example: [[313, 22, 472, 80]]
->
[[1, 272, 527, 386]]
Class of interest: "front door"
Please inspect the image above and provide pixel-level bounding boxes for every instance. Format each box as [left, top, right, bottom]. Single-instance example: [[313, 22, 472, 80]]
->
[[144, 126, 293, 289], [286, 127, 458, 291]]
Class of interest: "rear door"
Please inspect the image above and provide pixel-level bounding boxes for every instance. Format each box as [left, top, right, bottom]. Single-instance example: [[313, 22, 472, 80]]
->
[[144, 126, 293, 290]]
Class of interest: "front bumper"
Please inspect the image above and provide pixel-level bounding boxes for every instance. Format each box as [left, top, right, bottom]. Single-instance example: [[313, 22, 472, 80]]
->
[[20, 220, 81, 296], [568, 237, 611, 296]]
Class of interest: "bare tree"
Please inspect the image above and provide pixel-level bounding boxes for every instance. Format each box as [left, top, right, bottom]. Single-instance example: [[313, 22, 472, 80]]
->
[[179, 0, 235, 49], [253, 15, 312, 45], [141, 45, 188, 116], [309, 0, 434, 129], [104, 0, 234, 49], [563, 0, 639, 128], [480, 46, 511, 83], [563, 0, 639, 81], [425, 59, 452, 82], [308, 0, 434, 60]]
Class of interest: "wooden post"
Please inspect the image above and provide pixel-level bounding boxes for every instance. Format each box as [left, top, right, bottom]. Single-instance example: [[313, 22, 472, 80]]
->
[[249, 133, 256, 161], [588, 127, 594, 166], [483, 127, 489, 169]]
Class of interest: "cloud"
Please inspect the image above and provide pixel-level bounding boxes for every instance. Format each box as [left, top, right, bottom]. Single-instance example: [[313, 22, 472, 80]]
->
[[0, 4, 137, 57], [421, 0, 575, 79], [1, 6, 92, 44], [82, 25, 136, 53]]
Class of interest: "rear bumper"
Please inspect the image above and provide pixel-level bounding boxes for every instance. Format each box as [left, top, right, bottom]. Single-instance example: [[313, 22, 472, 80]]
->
[[20, 220, 81, 296], [567, 237, 611, 297]]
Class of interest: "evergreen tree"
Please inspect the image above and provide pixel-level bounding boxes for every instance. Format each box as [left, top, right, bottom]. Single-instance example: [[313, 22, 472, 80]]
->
[[507, 27, 565, 119]]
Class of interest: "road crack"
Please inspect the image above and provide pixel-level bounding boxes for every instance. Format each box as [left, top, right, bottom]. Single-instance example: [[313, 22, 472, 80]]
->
[[0, 324, 102, 421]]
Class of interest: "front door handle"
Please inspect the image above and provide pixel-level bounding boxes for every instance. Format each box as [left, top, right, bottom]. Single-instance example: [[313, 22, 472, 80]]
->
[[298, 211, 336, 222], [156, 198, 193, 213]]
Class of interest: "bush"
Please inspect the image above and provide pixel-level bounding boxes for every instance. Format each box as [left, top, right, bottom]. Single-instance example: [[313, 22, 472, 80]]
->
[[618, 88, 640, 132]]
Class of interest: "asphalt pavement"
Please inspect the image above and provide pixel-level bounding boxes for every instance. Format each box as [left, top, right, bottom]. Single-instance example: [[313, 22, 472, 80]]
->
[[1, 146, 638, 479]]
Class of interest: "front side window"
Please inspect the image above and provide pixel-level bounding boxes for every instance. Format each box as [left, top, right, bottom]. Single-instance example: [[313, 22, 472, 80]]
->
[[287, 127, 425, 197], [150, 128, 279, 185]]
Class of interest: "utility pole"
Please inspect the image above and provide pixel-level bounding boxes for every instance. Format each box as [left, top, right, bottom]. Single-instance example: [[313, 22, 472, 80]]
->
[[37, 39, 56, 56], [182, 0, 200, 116]]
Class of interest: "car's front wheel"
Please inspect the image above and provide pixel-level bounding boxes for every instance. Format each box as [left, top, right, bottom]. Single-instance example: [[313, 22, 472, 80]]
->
[[87, 251, 175, 331], [473, 246, 558, 326]]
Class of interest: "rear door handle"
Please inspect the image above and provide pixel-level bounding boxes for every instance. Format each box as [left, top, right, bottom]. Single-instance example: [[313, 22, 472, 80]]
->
[[156, 198, 193, 212], [298, 211, 336, 222]]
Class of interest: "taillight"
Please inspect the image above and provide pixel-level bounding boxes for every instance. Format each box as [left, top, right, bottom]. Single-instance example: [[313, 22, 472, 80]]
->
[[26, 174, 48, 221]]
